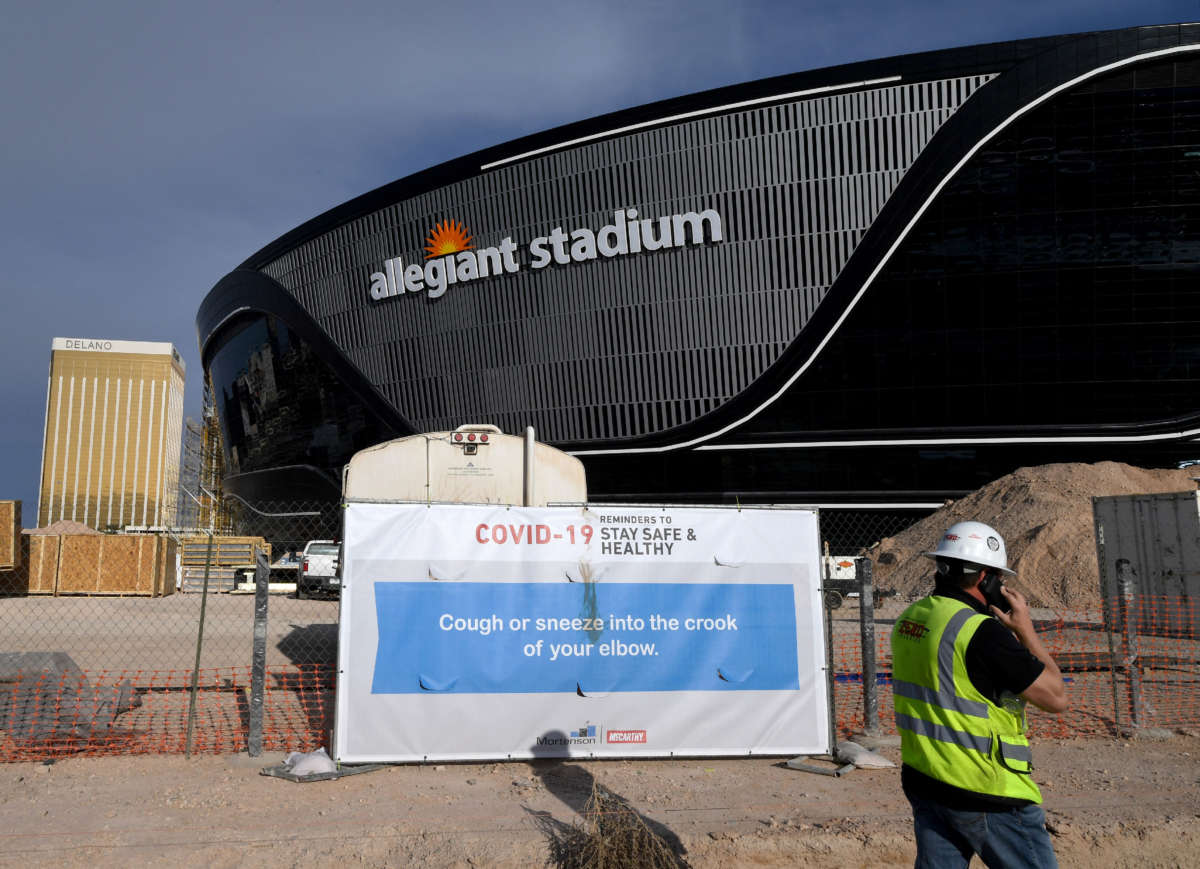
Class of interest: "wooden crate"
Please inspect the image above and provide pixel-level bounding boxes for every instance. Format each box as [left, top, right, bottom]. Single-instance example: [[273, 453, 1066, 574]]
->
[[96, 535, 134, 593], [25, 535, 59, 594], [0, 500, 19, 570], [156, 536, 177, 596], [1, 534, 32, 594], [56, 534, 103, 593], [96, 535, 151, 594], [135, 535, 160, 594], [50, 533, 176, 596]]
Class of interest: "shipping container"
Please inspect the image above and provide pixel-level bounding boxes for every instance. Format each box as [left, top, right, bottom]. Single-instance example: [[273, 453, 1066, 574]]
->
[[1093, 491, 1200, 639]]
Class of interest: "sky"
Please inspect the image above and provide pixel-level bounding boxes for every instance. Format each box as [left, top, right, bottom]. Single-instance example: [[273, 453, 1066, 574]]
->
[[1, 0, 1195, 518]]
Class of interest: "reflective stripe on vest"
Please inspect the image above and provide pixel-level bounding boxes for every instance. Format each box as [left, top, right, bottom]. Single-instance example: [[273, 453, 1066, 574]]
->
[[891, 595, 1041, 804], [894, 712, 991, 754], [892, 608, 989, 718]]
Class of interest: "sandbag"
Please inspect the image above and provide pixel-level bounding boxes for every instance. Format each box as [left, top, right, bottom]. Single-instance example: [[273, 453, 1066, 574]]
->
[[836, 740, 896, 769]]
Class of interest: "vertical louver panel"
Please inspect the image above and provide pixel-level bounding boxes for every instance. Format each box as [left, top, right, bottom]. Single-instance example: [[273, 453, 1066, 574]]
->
[[262, 75, 995, 441]]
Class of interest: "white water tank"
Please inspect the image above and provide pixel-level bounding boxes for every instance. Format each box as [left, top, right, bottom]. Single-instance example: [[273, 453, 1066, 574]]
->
[[342, 424, 586, 506]]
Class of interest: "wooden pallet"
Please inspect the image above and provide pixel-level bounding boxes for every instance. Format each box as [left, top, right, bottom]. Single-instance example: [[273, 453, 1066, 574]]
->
[[178, 536, 268, 567], [180, 566, 242, 594]]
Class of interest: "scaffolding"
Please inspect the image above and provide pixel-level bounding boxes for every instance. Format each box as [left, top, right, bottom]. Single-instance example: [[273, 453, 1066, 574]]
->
[[182, 374, 233, 534]]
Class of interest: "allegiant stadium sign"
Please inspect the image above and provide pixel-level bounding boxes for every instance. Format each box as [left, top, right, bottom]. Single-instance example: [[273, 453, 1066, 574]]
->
[[369, 208, 723, 302]]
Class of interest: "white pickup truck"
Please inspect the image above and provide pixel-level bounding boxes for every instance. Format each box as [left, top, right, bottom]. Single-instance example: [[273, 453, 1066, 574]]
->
[[298, 540, 340, 599]]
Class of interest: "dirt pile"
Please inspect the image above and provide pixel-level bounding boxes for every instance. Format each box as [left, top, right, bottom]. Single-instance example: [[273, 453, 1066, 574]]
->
[[868, 462, 1198, 610]]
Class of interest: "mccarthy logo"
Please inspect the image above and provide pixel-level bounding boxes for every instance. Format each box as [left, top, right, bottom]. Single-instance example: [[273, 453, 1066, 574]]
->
[[606, 730, 647, 744], [369, 208, 723, 303]]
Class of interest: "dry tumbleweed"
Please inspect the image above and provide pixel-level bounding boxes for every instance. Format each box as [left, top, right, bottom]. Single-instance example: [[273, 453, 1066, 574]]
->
[[546, 781, 690, 869]]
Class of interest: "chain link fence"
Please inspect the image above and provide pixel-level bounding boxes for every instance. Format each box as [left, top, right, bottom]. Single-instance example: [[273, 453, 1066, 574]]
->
[[827, 575, 1200, 743], [2, 504, 1197, 761], [0, 498, 341, 760]]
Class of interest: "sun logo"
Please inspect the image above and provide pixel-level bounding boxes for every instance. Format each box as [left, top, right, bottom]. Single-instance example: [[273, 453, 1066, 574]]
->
[[424, 219, 474, 260]]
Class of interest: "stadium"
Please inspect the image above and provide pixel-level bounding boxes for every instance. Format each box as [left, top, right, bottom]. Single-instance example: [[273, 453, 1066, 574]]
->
[[197, 23, 1200, 515]]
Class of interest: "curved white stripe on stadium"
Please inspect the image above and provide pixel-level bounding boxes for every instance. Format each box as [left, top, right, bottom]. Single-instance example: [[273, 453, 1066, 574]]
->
[[480, 77, 901, 170], [571, 43, 1200, 458], [695, 426, 1200, 451]]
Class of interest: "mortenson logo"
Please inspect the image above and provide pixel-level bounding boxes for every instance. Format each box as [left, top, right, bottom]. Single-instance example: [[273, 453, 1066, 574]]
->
[[536, 724, 600, 747], [369, 208, 723, 302]]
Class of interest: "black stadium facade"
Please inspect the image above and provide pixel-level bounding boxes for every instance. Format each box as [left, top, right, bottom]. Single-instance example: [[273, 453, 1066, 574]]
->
[[199, 24, 1200, 513]]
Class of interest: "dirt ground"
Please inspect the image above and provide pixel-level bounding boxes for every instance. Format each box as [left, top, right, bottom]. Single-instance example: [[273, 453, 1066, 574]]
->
[[1, 734, 1198, 868]]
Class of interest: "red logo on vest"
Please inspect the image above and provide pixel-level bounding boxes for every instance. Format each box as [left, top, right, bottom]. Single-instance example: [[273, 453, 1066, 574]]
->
[[897, 619, 931, 640]]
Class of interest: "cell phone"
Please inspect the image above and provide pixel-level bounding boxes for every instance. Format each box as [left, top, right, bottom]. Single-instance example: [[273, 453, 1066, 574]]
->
[[979, 571, 1011, 613]]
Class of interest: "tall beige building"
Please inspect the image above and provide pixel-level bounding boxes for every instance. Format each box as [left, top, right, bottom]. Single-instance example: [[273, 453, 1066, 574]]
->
[[37, 338, 186, 530]]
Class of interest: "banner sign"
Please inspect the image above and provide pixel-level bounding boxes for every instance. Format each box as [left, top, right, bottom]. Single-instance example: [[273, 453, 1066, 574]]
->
[[334, 503, 827, 762]]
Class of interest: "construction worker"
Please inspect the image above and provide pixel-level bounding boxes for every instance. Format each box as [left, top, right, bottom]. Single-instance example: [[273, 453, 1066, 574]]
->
[[891, 520, 1067, 868]]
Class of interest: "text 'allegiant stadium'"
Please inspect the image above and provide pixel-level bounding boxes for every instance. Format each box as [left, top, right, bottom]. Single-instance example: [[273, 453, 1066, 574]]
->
[[369, 208, 723, 302]]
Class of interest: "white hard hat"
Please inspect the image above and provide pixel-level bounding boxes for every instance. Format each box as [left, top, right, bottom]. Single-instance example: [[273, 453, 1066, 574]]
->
[[923, 520, 1015, 575]]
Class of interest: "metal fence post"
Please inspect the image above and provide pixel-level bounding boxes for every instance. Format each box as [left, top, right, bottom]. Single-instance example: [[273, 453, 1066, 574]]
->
[[824, 594, 838, 752], [821, 541, 838, 752], [1104, 591, 1122, 731], [1118, 568, 1143, 729], [184, 531, 214, 758], [857, 557, 879, 736], [248, 549, 270, 756]]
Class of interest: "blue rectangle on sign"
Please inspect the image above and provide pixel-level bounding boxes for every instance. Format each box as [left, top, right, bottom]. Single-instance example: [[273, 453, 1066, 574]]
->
[[371, 582, 799, 695]]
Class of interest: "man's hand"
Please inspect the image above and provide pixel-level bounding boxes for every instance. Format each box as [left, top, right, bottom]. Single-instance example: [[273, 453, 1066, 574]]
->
[[991, 585, 1034, 637], [992, 584, 1068, 713]]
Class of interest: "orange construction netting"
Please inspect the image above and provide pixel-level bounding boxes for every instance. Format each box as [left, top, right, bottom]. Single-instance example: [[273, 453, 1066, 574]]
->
[[2, 597, 1197, 760], [0, 664, 333, 761], [832, 595, 1200, 740]]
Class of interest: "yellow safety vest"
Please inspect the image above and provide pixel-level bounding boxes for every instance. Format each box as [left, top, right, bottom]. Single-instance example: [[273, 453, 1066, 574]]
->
[[891, 595, 1041, 804]]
